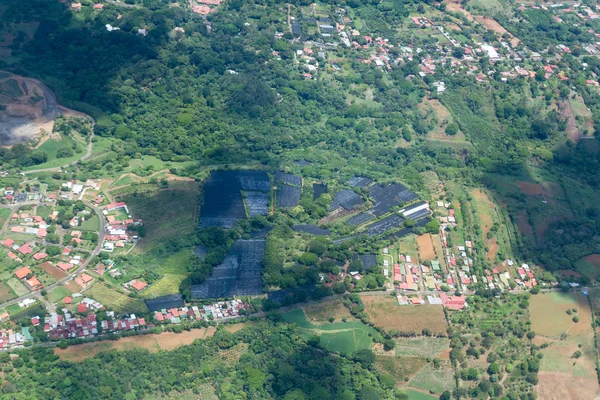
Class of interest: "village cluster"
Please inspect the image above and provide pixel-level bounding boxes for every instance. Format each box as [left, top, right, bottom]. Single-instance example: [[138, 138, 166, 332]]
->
[[0, 298, 249, 348]]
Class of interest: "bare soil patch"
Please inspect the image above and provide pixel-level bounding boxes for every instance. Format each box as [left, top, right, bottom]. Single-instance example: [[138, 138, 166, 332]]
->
[[55, 328, 216, 361], [41, 262, 68, 280], [584, 254, 600, 268], [303, 298, 353, 323], [537, 371, 600, 400], [417, 234, 436, 261], [64, 281, 81, 293], [361, 296, 448, 335], [224, 323, 248, 333], [474, 16, 519, 47], [559, 98, 581, 143]]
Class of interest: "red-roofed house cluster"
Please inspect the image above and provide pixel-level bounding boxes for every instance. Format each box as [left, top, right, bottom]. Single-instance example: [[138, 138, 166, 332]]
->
[[154, 300, 249, 323]]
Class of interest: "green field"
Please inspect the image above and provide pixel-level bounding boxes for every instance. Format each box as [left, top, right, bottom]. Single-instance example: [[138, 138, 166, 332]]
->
[[406, 389, 438, 400], [6, 277, 29, 297], [121, 189, 199, 252], [141, 274, 186, 299], [23, 134, 86, 171], [281, 309, 378, 354], [0, 208, 12, 228], [36, 206, 52, 219], [47, 286, 72, 304], [86, 283, 148, 314], [80, 214, 100, 231], [409, 364, 455, 395], [395, 337, 451, 359]]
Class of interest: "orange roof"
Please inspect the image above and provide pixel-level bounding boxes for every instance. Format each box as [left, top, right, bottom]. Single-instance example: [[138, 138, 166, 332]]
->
[[33, 253, 48, 260], [132, 280, 148, 291], [63, 297, 72, 304], [2, 238, 14, 247], [80, 274, 93, 283], [17, 243, 33, 255], [26, 276, 42, 289], [15, 267, 32, 279]]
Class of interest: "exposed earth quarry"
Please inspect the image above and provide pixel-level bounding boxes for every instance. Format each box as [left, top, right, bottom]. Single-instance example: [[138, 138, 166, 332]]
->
[[0, 71, 60, 146]]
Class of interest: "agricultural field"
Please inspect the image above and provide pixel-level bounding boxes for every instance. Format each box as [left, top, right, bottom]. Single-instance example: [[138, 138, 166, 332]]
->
[[55, 328, 217, 362], [394, 337, 451, 359], [141, 274, 186, 299], [0, 281, 16, 302], [471, 189, 500, 262], [416, 234, 435, 261], [408, 364, 455, 395], [405, 390, 438, 400], [448, 293, 537, 397], [6, 277, 29, 297], [575, 254, 600, 282], [280, 308, 378, 354], [533, 292, 599, 400], [397, 235, 419, 264], [375, 355, 428, 385], [86, 283, 148, 314], [361, 295, 448, 335], [530, 292, 579, 337]]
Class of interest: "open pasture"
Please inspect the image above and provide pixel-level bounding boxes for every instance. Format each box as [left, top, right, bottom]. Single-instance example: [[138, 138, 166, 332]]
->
[[361, 296, 447, 335], [281, 308, 377, 354], [530, 292, 578, 337], [535, 292, 599, 400]]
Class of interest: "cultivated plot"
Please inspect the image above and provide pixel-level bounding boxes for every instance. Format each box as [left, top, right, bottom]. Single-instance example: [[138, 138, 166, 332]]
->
[[369, 183, 418, 217], [330, 189, 364, 211], [191, 239, 265, 298], [365, 214, 404, 236], [276, 184, 301, 208], [200, 170, 270, 228], [275, 171, 302, 187], [346, 212, 374, 226], [243, 191, 269, 217], [292, 224, 330, 236]]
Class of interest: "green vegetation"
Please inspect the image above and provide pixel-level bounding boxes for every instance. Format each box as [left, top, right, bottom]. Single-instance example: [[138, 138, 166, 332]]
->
[[280, 308, 380, 354], [86, 284, 148, 314], [0, 322, 398, 399]]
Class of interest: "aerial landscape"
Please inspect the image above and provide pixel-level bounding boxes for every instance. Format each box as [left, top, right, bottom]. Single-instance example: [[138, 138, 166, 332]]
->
[[1, 0, 600, 398]]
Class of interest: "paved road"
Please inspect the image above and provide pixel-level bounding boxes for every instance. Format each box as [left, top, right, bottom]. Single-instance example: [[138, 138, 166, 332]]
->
[[0, 199, 105, 310]]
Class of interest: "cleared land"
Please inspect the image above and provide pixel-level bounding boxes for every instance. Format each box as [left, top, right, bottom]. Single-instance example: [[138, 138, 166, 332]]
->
[[530, 292, 578, 337], [361, 296, 448, 335], [575, 254, 600, 281], [302, 298, 353, 323], [409, 364, 455, 395], [6, 277, 29, 296], [0, 282, 16, 302], [394, 336, 451, 359], [281, 308, 377, 354], [41, 262, 67, 279], [534, 292, 599, 400], [86, 283, 148, 314], [55, 327, 216, 362], [416, 234, 435, 261], [471, 189, 499, 261]]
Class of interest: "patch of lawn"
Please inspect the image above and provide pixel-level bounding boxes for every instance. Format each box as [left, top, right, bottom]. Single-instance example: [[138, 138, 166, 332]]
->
[[141, 274, 186, 299], [406, 389, 438, 400], [409, 364, 455, 394], [36, 206, 52, 219], [47, 286, 72, 304], [80, 214, 100, 231]]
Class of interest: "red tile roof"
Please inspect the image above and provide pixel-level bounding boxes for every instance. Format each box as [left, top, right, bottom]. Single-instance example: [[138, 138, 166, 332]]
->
[[17, 243, 33, 255], [15, 267, 32, 279], [2, 238, 14, 247]]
